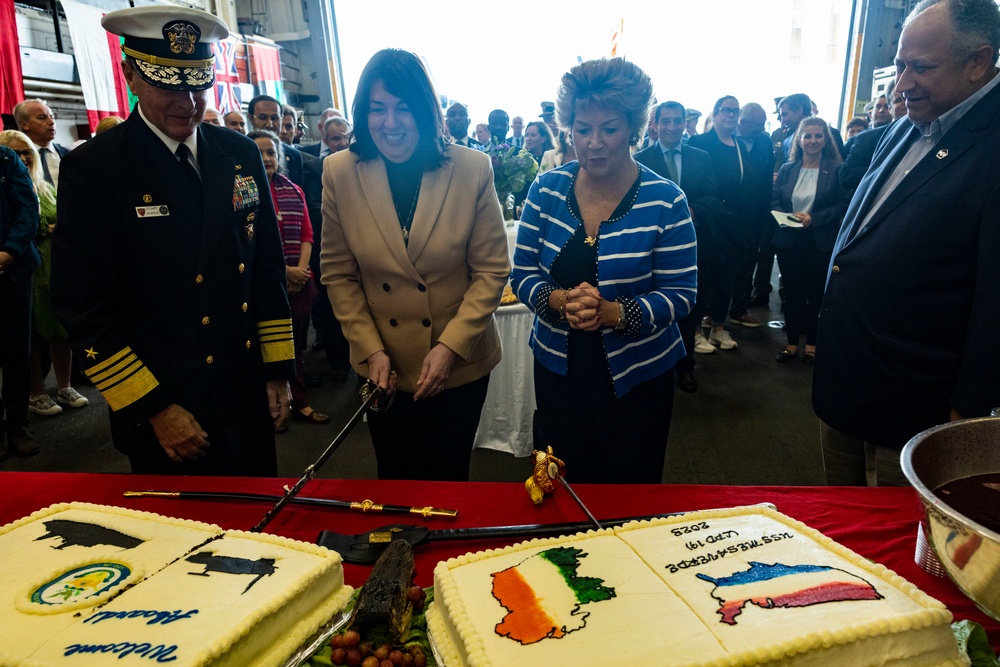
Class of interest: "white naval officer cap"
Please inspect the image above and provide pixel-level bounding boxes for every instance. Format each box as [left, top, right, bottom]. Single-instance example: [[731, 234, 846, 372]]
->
[[102, 5, 229, 92]]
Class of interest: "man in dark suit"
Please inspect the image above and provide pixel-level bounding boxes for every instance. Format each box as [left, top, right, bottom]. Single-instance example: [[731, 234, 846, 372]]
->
[[13, 99, 69, 187], [814, 0, 1000, 486], [299, 107, 341, 158], [0, 146, 41, 458], [446, 103, 481, 149], [636, 100, 726, 393], [839, 82, 903, 191], [51, 6, 295, 476]]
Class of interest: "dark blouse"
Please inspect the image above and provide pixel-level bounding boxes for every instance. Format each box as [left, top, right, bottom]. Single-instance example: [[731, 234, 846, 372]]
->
[[547, 171, 642, 380], [384, 157, 423, 244]]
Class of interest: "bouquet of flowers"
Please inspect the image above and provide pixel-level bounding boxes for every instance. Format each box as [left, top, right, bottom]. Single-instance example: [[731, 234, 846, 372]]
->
[[486, 140, 539, 214]]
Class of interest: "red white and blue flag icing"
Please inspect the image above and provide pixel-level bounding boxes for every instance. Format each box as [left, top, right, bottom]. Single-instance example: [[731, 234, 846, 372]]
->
[[696, 561, 882, 625], [490, 546, 615, 645]]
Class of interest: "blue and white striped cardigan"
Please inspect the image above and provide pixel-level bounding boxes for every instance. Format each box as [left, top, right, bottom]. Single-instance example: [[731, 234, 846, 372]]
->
[[511, 162, 698, 398]]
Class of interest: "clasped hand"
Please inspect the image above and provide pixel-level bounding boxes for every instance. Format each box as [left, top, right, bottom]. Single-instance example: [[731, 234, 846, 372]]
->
[[564, 282, 616, 332]]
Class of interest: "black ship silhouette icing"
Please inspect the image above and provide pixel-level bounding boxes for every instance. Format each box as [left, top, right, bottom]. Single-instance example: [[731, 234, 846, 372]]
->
[[185, 551, 277, 593], [35, 520, 144, 550]]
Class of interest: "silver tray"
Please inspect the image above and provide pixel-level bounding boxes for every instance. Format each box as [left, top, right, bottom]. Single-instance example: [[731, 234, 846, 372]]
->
[[280, 604, 353, 667]]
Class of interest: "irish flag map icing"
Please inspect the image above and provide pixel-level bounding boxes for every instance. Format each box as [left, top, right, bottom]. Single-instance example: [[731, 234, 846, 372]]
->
[[0, 503, 352, 667], [491, 546, 615, 644], [427, 505, 967, 666]]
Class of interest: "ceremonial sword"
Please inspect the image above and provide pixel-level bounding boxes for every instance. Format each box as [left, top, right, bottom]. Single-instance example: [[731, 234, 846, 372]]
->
[[249, 380, 384, 532], [123, 490, 459, 520]]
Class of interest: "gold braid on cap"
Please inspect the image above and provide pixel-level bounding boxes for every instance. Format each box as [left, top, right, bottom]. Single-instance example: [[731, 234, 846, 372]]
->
[[122, 45, 214, 69]]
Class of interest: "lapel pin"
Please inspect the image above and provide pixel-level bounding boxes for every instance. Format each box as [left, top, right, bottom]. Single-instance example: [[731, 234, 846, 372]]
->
[[142, 194, 152, 203], [235, 164, 241, 170], [936, 149, 949, 159]]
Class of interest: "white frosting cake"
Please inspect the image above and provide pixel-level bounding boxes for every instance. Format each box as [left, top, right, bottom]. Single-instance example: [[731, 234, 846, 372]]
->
[[428, 505, 968, 667], [0, 503, 352, 666]]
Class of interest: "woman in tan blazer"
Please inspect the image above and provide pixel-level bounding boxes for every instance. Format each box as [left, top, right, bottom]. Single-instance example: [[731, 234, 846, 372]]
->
[[321, 49, 510, 481]]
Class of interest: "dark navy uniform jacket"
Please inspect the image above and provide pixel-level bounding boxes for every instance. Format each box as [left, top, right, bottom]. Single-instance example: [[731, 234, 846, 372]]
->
[[52, 111, 295, 475]]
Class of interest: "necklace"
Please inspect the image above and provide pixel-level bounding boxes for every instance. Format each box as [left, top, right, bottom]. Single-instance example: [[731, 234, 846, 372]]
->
[[399, 176, 422, 242]]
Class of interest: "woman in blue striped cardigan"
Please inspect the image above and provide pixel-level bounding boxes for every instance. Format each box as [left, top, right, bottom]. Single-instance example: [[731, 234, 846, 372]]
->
[[511, 59, 698, 483]]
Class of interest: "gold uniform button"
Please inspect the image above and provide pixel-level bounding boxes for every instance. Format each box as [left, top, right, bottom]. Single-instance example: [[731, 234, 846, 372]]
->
[[832, 265, 840, 274], [206, 355, 214, 364], [201, 316, 210, 325], [245, 340, 252, 349], [241, 302, 248, 312], [238, 263, 245, 273], [195, 274, 204, 284]]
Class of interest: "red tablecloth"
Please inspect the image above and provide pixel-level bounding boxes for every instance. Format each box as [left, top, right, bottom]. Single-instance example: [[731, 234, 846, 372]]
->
[[2, 472, 997, 651]]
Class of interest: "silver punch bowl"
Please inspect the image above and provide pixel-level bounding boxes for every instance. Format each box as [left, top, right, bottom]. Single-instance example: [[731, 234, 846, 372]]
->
[[901, 417, 1000, 621]]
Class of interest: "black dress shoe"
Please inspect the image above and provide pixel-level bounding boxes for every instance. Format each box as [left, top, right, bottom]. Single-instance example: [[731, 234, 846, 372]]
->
[[676, 372, 698, 393], [304, 374, 322, 388], [775, 349, 798, 363]]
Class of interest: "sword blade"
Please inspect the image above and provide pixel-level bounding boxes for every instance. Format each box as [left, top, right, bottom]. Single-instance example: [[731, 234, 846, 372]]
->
[[250, 383, 381, 533], [556, 475, 602, 530]]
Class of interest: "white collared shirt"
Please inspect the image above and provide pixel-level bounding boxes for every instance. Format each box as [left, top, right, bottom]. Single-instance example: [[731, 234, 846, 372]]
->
[[857, 70, 1000, 234], [35, 143, 61, 188], [136, 104, 201, 178]]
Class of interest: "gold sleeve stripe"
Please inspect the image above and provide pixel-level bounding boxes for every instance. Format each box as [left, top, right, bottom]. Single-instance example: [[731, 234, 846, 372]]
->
[[258, 333, 293, 342], [260, 339, 295, 363], [93, 359, 143, 390], [82, 345, 159, 410], [257, 318, 293, 329], [100, 366, 160, 411], [89, 354, 140, 386], [85, 347, 135, 376], [257, 319, 295, 363]]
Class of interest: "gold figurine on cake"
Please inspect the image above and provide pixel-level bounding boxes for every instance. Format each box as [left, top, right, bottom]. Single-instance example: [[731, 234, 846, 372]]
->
[[525, 447, 566, 505]]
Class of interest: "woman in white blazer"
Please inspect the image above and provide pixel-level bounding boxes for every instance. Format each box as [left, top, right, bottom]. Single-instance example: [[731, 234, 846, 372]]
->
[[321, 49, 510, 481]]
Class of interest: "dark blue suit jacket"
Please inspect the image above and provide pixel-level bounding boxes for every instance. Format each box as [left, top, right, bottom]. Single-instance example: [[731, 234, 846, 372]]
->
[[839, 124, 891, 191], [298, 142, 325, 158], [635, 142, 728, 251], [813, 81, 1000, 446]]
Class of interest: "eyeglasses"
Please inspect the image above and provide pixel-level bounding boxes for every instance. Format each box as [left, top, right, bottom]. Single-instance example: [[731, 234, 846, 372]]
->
[[717, 108, 739, 117], [15, 150, 33, 158]]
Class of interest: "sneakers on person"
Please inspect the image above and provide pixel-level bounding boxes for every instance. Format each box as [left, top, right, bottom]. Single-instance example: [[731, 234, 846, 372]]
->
[[57, 387, 89, 408], [710, 328, 739, 350], [730, 313, 762, 328], [693, 334, 717, 354], [700, 315, 714, 329], [29, 394, 63, 416], [7, 428, 39, 456]]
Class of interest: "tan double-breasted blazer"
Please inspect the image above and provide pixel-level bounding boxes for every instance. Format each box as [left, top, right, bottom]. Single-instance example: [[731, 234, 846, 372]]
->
[[320, 144, 510, 393]]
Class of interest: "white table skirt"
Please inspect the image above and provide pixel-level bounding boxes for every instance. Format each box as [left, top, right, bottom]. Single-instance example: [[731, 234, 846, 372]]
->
[[473, 302, 535, 457]]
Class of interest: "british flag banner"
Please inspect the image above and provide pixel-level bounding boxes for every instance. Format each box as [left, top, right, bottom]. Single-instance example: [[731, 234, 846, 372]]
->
[[213, 37, 242, 114]]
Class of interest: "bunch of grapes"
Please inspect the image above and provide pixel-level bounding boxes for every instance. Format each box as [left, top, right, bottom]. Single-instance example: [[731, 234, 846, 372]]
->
[[328, 631, 429, 667]]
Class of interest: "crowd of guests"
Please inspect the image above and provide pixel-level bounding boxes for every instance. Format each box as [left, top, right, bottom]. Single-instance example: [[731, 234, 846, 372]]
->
[[1, 0, 996, 490]]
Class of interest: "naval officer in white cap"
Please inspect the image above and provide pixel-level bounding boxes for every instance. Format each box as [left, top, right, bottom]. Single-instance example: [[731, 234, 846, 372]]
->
[[51, 5, 296, 476]]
